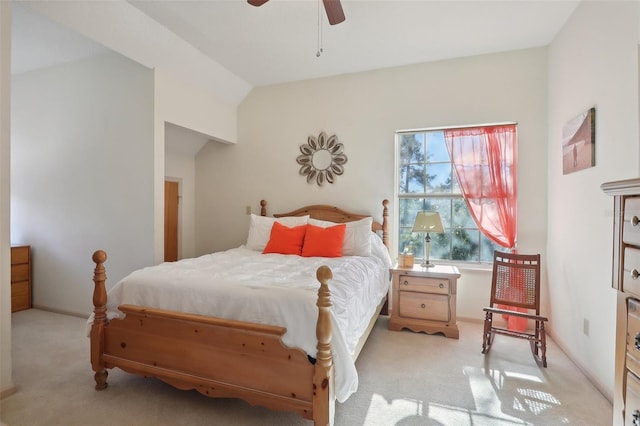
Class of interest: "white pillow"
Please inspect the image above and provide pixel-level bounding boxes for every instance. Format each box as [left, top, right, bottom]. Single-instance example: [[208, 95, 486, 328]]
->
[[370, 232, 392, 268], [309, 217, 373, 256], [245, 214, 310, 251]]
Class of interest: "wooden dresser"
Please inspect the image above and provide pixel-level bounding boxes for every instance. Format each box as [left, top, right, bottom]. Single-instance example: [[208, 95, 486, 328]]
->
[[10, 245, 31, 312], [602, 178, 640, 425]]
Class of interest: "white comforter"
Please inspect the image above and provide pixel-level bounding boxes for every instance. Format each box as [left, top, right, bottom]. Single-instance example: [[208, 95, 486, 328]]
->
[[89, 237, 391, 402]]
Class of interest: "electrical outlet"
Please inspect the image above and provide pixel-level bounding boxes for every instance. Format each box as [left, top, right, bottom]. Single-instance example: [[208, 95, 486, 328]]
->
[[583, 318, 589, 336], [246, 206, 251, 215]]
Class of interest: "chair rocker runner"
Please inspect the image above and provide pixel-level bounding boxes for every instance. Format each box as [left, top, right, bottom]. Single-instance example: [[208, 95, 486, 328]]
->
[[481, 251, 548, 367]]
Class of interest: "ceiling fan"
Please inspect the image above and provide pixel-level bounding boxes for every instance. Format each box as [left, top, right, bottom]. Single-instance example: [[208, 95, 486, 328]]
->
[[248, 0, 346, 25]]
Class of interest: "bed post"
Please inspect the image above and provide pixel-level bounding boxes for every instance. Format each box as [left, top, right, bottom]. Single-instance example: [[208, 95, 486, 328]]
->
[[90, 250, 108, 390], [313, 265, 335, 426], [381, 199, 389, 249], [260, 199, 267, 216]]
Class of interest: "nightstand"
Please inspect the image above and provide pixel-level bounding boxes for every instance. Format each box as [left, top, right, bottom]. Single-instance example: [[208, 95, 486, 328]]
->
[[388, 263, 460, 339]]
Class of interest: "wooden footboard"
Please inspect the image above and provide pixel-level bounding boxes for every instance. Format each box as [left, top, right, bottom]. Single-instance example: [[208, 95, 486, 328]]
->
[[90, 251, 334, 425]]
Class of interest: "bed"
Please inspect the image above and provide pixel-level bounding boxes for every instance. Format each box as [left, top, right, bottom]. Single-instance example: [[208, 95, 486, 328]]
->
[[89, 199, 390, 425]]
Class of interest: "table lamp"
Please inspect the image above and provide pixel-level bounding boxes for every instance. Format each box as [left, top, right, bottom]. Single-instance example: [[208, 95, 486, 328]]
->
[[412, 211, 444, 268]]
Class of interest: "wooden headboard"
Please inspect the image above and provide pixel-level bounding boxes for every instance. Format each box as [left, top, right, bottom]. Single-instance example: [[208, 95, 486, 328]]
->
[[260, 199, 389, 249]]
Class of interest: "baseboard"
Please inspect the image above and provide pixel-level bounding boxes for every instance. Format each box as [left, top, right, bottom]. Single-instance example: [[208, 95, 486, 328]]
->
[[0, 385, 16, 399], [545, 325, 613, 404], [457, 316, 484, 324], [31, 305, 87, 319]]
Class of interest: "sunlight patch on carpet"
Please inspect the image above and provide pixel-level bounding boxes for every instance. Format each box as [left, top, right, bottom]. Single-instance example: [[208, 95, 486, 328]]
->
[[364, 393, 474, 425], [464, 366, 560, 422], [363, 394, 425, 424], [516, 388, 561, 415]]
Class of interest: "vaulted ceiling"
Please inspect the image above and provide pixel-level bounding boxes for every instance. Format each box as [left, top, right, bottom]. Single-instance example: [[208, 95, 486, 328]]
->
[[13, 0, 580, 104]]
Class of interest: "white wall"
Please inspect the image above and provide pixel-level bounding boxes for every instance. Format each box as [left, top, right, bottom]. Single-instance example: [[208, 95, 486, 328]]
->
[[165, 123, 211, 260], [155, 69, 237, 144], [11, 51, 155, 315], [0, 0, 14, 397], [153, 68, 238, 263], [195, 47, 549, 322], [547, 1, 640, 400]]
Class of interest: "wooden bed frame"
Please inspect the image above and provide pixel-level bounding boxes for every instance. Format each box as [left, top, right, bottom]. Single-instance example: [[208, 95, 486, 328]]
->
[[90, 199, 389, 426]]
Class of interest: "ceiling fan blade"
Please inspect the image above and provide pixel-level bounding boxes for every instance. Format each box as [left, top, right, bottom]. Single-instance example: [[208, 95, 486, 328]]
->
[[323, 0, 345, 25], [248, 0, 269, 6]]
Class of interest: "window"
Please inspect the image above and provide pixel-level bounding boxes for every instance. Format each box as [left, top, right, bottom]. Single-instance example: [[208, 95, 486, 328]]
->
[[396, 125, 517, 264]]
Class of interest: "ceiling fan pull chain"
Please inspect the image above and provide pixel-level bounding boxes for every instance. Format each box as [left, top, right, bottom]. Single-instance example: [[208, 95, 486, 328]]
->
[[316, 0, 324, 57]]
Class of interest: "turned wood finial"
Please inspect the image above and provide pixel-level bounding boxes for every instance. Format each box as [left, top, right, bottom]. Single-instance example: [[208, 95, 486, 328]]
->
[[92, 250, 107, 319], [316, 265, 333, 283], [315, 266, 333, 369], [382, 199, 389, 249], [93, 250, 107, 265], [260, 200, 267, 217]]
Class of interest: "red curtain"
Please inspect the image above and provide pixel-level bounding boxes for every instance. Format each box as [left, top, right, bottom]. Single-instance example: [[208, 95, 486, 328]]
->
[[444, 124, 525, 331], [443, 124, 517, 249]]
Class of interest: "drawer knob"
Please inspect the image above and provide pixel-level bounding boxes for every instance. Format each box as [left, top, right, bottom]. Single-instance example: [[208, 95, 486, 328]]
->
[[633, 269, 640, 280], [421, 303, 426, 309], [403, 280, 409, 286], [635, 332, 640, 351], [633, 216, 640, 226], [439, 283, 444, 288], [633, 409, 640, 426]]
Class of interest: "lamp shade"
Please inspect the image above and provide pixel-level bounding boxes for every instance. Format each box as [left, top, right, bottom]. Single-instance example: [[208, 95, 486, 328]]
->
[[412, 211, 444, 233]]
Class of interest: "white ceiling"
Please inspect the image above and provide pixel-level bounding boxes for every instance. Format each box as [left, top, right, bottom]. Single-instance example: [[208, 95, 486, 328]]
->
[[12, 0, 580, 93], [11, 3, 109, 75], [128, 0, 581, 87]]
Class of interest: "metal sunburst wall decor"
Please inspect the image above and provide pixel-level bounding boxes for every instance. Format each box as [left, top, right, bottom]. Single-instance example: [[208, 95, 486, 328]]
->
[[296, 132, 348, 186]]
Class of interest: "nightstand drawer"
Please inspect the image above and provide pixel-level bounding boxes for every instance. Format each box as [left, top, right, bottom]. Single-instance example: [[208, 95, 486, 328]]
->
[[399, 291, 449, 322], [398, 275, 449, 294]]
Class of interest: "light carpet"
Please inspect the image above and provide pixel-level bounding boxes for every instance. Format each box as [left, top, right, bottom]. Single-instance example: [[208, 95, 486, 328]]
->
[[1, 309, 612, 425]]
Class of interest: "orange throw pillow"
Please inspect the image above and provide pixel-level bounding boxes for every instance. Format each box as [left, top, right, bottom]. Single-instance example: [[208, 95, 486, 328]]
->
[[262, 222, 308, 255], [302, 224, 346, 258]]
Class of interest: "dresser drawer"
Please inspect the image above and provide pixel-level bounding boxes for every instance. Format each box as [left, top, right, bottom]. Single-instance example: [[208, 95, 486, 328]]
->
[[628, 299, 640, 378], [623, 248, 640, 297], [398, 275, 449, 294], [624, 197, 640, 246], [626, 371, 640, 426], [11, 245, 29, 265], [11, 281, 30, 312], [11, 280, 29, 298], [11, 264, 29, 282], [399, 291, 449, 322]]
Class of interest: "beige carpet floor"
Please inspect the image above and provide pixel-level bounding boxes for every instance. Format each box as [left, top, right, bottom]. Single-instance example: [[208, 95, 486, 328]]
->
[[1, 309, 612, 425]]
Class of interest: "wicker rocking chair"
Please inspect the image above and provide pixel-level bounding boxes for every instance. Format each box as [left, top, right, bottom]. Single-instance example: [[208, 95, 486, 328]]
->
[[481, 251, 548, 367]]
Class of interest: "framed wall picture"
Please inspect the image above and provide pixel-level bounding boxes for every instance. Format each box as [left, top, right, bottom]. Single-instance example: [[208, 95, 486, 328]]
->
[[562, 107, 595, 175]]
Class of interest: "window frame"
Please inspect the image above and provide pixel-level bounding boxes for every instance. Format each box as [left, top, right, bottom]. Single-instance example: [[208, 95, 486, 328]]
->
[[393, 123, 516, 268]]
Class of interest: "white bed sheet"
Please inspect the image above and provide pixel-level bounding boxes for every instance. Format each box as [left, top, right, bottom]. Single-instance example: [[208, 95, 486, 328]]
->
[[88, 234, 392, 402]]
